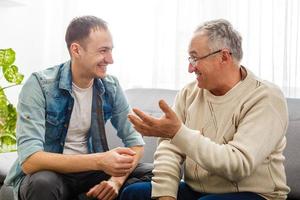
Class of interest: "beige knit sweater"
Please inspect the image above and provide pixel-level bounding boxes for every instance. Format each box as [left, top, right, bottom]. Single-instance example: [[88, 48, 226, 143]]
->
[[151, 68, 290, 200]]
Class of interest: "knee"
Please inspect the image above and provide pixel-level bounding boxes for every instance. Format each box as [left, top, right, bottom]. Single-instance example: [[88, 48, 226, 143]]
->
[[29, 171, 63, 192], [119, 182, 152, 200]]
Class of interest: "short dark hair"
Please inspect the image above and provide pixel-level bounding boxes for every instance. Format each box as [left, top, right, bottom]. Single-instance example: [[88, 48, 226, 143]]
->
[[65, 15, 108, 50]]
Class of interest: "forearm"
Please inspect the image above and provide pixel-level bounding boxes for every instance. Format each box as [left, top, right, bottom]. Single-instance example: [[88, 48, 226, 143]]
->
[[110, 145, 144, 185], [21, 151, 100, 174], [171, 118, 286, 181], [152, 139, 184, 198]]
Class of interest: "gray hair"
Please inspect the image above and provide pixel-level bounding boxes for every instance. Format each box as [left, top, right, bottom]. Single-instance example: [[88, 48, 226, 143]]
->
[[195, 19, 243, 62], [65, 15, 108, 50]]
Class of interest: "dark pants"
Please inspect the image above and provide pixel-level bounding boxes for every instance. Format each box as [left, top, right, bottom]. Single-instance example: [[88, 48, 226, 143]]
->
[[119, 181, 266, 200], [19, 163, 153, 200]]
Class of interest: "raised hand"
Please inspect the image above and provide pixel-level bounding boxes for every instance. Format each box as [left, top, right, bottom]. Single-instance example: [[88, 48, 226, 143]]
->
[[128, 100, 181, 138]]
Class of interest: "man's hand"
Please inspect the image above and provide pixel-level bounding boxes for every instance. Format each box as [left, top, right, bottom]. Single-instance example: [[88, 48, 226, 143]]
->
[[128, 100, 181, 138], [86, 179, 121, 200], [96, 147, 136, 177]]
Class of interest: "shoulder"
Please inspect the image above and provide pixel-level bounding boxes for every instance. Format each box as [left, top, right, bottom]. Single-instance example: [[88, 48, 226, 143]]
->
[[259, 80, 287, 110], [102, 74, 120, 86], [101, 74, 122, 94], [241, 71, 288, 120], [32, 63, 65, 84], [247, 70, 286, 105]]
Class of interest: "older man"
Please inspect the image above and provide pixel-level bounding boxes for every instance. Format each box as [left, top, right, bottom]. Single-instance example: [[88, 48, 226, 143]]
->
[[120, 19, 290, 200]]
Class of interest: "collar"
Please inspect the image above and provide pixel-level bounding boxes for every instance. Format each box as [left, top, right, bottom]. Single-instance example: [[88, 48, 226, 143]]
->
[[58, 60, 72, 93], [58, 60, 105, 95]]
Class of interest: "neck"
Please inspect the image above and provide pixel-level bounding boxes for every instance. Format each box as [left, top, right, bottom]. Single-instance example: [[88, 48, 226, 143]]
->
[[71, 62, 94, 88], [210, 65, 243, 96]]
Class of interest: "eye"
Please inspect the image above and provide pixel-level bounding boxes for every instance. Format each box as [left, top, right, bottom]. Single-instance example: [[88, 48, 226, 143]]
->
[[99, 49, 107, 54], [189, 56, 197, 62], [98, 48, 112, 54]]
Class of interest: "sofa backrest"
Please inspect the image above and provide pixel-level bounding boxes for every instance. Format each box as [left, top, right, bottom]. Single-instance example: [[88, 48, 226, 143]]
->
[[106, 88, 178, 163], [284, 98, 300, 199]]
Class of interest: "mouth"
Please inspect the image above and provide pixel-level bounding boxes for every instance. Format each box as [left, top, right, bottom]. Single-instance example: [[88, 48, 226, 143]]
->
[[97, 64, 107, 70], [195, 72, 202, 78]]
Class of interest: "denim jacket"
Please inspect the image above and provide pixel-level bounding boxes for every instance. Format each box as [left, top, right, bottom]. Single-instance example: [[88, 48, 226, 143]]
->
[[4, 61, 144, 199]]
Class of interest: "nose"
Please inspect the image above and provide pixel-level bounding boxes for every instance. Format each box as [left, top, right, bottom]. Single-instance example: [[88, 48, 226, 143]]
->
[[188, 63, 196, 73], [104, 52, 114, 64]]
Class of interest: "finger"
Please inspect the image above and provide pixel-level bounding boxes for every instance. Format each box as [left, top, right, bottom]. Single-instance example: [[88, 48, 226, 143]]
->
[[132, 108, 156, 126], [102, 188, 116, 200], [86, 186, 95, 197], [114, 156, 134, 166], [97, 182, 111, 200], [133, 124, 155, 137], [129, 114, 157, 136], [128, 114, 142, 124], [115, 147, 136, 156], [128, 114, 146, 129], [158, 100, 175, 118], [115, 162, 133, 170], [86, 184, 102, 197]]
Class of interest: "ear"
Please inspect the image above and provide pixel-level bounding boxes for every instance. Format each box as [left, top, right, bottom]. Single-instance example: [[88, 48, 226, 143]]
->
[[70, 43, 81, 58], [220, 49, 232, 64]]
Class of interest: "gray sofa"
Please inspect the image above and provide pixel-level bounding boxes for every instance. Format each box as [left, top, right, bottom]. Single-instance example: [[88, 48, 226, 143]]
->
[[0, 88, 299, 200]]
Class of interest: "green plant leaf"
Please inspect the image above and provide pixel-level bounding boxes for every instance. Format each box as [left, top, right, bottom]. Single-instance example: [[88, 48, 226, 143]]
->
[[0, 133, 16, 153], [0, 87, 8, 120], [0, 48, 16, 67], [3, 64, 24, 84], [4, 103, 17, 131], [0, 48, 22, 152]]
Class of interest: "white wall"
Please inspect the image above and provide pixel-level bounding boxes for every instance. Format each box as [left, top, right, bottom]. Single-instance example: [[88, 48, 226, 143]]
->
[[1, 0, 300, 106]]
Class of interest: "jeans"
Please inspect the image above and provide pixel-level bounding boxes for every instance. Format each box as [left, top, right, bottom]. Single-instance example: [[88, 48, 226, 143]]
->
[[19, 163, 153, 200], [119, 181, 266, 200]]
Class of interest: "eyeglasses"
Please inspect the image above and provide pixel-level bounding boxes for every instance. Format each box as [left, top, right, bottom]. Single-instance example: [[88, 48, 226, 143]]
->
[[188, 49, 222, 67]]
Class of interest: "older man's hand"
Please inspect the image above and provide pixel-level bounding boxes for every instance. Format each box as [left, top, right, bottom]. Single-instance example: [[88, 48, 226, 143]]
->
[[128, 100, 181, 138]]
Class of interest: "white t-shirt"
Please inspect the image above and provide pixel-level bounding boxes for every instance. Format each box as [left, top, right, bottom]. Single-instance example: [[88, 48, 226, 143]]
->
[[63, 81, 93, 155]]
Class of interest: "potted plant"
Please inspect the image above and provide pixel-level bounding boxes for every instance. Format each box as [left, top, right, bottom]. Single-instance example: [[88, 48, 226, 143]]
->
[[0, 48, 24, 152]]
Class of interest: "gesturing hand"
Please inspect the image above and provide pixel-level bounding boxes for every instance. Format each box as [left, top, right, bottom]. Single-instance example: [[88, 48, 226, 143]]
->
[[86, 179, 121, 200], [97, 147, 136, 177], [128, 100, 182, 138]]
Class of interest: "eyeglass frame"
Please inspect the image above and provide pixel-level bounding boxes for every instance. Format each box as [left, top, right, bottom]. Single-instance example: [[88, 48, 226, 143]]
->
[[188, 49, 231, 67]]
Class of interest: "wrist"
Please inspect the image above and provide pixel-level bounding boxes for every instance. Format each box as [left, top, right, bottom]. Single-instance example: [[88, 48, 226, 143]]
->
[[109, 177, 124, 188], [90, 153, 103, 171]]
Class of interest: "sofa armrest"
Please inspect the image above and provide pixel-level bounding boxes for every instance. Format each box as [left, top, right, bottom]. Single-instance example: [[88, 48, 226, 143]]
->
[[0, 152, 18, 184]]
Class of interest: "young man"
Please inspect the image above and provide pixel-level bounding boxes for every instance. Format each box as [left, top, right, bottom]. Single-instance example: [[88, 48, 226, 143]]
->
[[4, 16, 151, 200], [121, 19, 290, 200]]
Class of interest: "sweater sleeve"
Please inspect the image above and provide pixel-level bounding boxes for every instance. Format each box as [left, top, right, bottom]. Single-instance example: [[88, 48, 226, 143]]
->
[[170, 88, 288, 182], [151, 90, 187, 198], [151, 138, 185, 198]]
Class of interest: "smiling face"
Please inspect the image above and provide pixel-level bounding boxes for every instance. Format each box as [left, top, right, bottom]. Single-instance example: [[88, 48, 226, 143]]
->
[[71, 28, 114, 81], [188, 32, 222, 91]]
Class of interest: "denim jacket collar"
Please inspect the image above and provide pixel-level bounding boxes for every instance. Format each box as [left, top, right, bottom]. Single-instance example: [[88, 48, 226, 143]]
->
[[59, 60, 72, 93], [58, 60, 105, 95]]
